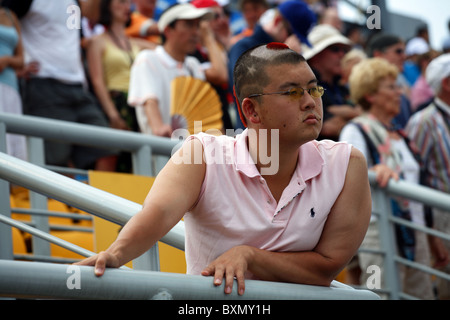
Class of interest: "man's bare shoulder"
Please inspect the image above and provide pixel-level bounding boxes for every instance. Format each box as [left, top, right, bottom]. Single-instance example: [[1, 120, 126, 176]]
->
[[349, 146, 367, 161], [346, 146, 369, 178], [343, 147, 370, 194]]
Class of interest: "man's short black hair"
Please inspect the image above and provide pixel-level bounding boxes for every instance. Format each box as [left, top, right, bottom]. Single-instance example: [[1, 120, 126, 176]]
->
[[233, 43, 306, 105]]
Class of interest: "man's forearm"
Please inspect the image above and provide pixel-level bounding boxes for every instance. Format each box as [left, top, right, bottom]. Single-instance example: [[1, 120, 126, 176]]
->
[[104, 208, 164, 267], [245, 246, 340, 287]]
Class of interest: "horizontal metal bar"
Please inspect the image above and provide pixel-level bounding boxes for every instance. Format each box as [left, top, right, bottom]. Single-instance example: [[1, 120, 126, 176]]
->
[[0, 214, 94, 258], [44, 164, 88, 177], [49, 225, 93, 232], [0, 260, 380, 300], [12, 207, 93, 221], [388, 215, 450, 242], [368, 171, 450, 212], [0, 112, 181, 155], [14, 254, 81, 264], [394, 256, 450, 282], [0, 151, 185, 251]]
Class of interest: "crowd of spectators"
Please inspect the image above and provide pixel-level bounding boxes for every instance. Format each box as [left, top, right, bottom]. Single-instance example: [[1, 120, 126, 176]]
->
[[1, 0, 450, 299]]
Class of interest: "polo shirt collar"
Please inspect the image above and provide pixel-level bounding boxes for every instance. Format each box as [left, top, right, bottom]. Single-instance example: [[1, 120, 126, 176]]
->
[[235, 129, 259, 178], [297, 140, 324, 181], [234, 129, 324, 181]]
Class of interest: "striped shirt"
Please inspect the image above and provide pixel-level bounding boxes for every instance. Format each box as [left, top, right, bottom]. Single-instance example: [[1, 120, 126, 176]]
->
[[405, 98, 450, 193]]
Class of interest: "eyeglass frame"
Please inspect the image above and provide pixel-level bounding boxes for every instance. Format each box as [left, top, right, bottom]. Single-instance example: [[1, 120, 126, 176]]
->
[[247, 85, 326, 100]]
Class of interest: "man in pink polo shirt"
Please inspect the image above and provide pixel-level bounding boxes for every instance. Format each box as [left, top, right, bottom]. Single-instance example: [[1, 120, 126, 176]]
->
[[77, 43, 371, 296]]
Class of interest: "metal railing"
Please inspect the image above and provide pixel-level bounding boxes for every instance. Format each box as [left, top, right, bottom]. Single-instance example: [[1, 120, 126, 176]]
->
[[2, 112, 449, 300], [366, 173, 450, 300], [0, 259, 378, 300], [0, 112, 180, 176]]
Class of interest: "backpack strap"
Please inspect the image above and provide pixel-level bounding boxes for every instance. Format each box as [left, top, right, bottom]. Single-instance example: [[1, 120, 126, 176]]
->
[[353, 122, 380, 165]]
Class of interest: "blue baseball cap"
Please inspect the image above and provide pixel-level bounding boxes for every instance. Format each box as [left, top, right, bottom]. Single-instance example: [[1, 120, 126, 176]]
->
[[278, 0, 317, 47]]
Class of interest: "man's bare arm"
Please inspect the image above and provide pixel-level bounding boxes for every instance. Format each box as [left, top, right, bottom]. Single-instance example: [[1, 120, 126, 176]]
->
[[202, 147, 372, 294], [75, 139, 205, 274]]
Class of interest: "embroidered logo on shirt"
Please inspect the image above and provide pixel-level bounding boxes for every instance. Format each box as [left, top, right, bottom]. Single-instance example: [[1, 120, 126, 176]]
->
[[310, 208, 316, 218]]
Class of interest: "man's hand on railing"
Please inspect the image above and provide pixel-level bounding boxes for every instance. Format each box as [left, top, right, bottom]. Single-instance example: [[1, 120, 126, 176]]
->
[[74, 251, 121, 277], [201, 245, 251, 296]]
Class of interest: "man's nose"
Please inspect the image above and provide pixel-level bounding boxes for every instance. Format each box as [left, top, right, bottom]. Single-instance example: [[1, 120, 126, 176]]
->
[[300, 91, 317, 111]]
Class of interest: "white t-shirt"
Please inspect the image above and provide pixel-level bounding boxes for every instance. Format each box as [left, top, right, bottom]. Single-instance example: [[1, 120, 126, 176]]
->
[[20, 0, 85, 84], [340, 123, 424, 225], [127, 46, 205, 135]]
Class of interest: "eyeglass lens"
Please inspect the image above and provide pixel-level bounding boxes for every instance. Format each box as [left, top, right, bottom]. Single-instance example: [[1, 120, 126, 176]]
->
[[289, 86, 324, 98]]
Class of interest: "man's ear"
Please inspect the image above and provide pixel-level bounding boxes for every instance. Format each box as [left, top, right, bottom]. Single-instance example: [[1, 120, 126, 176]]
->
[[242, 97, 260, 125]]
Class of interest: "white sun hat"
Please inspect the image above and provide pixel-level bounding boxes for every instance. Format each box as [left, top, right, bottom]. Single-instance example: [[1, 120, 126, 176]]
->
[[157, 3, 213, 33], [302, 24, 352, 60]]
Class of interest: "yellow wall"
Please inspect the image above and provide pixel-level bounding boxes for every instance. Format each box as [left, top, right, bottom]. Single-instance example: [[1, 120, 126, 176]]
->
[[88, 171, 186, 273]]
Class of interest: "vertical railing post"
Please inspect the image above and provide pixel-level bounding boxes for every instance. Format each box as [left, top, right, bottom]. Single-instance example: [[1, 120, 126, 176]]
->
[[372, 187, 401, 300], [0, 122, 13, 260], [132, 145, 153, 176], [27, 137, 50, 256], [131, 145, 160, 272]]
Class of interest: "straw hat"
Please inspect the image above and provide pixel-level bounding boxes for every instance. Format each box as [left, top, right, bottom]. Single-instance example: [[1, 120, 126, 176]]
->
[[302, 24, 352, 60]]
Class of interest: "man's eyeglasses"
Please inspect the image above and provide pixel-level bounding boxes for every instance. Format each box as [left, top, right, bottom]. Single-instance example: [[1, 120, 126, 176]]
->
[[247, 86, 325, 100]]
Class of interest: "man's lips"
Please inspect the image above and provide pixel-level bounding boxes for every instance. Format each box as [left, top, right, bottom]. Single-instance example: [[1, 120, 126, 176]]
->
[[303, 114, 321, 122]]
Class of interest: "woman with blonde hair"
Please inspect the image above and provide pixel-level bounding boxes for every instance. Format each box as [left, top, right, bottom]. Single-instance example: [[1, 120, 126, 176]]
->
[[340, 57, 436, 299]]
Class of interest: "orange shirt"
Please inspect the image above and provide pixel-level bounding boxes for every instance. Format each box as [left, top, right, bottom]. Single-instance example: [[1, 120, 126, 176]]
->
[[125, 12, 160, 44]]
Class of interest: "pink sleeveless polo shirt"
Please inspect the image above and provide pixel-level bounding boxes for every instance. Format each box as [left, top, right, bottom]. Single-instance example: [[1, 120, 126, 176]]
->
[[183, 129, 352, 278]]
